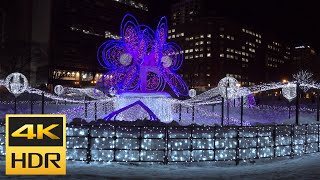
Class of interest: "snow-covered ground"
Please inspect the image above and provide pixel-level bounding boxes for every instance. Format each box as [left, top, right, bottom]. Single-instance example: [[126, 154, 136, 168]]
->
[[0, 153, 320, 179]]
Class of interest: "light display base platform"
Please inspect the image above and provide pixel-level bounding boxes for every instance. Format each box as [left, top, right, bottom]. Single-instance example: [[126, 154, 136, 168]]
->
[[111, 92, 173, 123]]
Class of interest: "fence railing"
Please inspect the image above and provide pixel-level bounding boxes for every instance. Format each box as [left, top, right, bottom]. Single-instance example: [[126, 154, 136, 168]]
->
[[0, 124, 319, 164]]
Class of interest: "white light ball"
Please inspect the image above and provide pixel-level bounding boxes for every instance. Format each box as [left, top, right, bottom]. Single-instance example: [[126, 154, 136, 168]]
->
[[282, 83, 297, 102], [54, 85, 64, 96], [188, 89, 196, 97], [119, 53, 133, 66], [161, 56, 173, 68], [5, 72, 28, 97], [218, 77, 239, 99], [109, 87, 117, 96]]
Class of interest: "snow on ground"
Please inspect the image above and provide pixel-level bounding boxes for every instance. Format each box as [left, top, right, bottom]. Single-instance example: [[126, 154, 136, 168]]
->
[[1, 153, 320, 179]]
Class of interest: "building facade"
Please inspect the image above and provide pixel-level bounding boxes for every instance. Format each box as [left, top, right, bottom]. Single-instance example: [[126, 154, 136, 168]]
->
[[48, 0, 150, 90], [170, 0, 293, 91], [0, 0, 150, 90]]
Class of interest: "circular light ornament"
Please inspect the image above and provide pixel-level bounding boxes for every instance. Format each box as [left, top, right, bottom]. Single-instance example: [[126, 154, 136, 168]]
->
[[218, 77, 239, 99], [282, 83, 297, 102], [188, 89, 196, 97], [161, 56, 173, 68], [54, 85, 64, 96], [109, 87, 117, 96], [119, 53, 133, 66], [5, 72, 28, 97]]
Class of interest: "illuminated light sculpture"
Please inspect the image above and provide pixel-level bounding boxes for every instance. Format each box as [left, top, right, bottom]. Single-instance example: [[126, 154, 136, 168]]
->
[[94, 14, 189, 122], [5, 72, 28, 97], [188, 89, 196, 98], [95, 14, 188, 97], [54, 85, 64, 96], [218, 77, 239, 99], [293, 70, 315, 92], [282, 83, 297, 102]]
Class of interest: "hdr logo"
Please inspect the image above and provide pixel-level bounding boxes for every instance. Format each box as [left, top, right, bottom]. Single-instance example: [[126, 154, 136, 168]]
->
[[6, 114, 66, 175]]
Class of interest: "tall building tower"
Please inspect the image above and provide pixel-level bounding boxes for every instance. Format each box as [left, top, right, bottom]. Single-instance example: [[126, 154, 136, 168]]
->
[[292, 45, 316, 71], [170, 0, 292, 91]]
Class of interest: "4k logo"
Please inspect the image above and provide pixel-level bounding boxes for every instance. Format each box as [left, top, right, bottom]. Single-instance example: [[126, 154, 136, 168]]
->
[[6, 114, 66, 175], [12, 124, 60, 139]]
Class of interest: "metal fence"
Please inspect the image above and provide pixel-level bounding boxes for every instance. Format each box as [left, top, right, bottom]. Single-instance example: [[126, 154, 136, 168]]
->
[[0, 123, 320, 165]]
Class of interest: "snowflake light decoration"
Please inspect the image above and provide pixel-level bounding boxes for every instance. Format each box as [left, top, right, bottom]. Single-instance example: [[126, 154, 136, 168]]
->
[[188, 89, 196, 97], [5, 72, 28, 97], [293, 70, 315, 92], [54, 85, 64, 96], [95, 14, 188, 97], [218, 77, 239, 99]]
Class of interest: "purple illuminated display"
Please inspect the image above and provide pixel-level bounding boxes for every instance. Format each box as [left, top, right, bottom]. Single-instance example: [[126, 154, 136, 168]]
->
[[95, 14, 189, 97], [104, 100, 159, 121]]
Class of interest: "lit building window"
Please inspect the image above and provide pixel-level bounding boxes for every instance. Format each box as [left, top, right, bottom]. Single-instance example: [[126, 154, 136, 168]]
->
[[207, 41, 211, 44], [207, 47, 211, 51], [190, 55, 193, 59], [249, 48, 255, 53], [168, 30, 171, 33], [220, 34, 224, 38], [200, 41, 204, 45], [172, 29, 175, 32], [200, 47, 203, 51], [200, 35, 204, 38], [185, 37, 189, 41], [207, 53, 211, 57], [200, 54, 203, 57], [190, 37, 194, 40], [181, 32, 184, 36], [206, 74, 210, 77], [168, 36, 171, 39], [220, 53, 224, 57], [207, 34, 211, 38], [189, 49, 193, 52], [195, 42, 199, 45], [195, 48, 199, 52], [172, 35, 175, 38], [185, 56, 189, 59], [185, 50, 189, 53]]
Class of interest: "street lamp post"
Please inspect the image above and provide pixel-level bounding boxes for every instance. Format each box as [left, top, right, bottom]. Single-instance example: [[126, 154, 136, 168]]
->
[[226, 79, 230, 125]]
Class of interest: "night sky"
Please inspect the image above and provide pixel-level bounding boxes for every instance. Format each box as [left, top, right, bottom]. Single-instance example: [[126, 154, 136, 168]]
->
[[150, 0, 320, 52]]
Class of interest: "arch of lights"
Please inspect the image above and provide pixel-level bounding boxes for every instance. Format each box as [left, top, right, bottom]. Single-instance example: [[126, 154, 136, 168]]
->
[[0, 73, 319, 125]]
